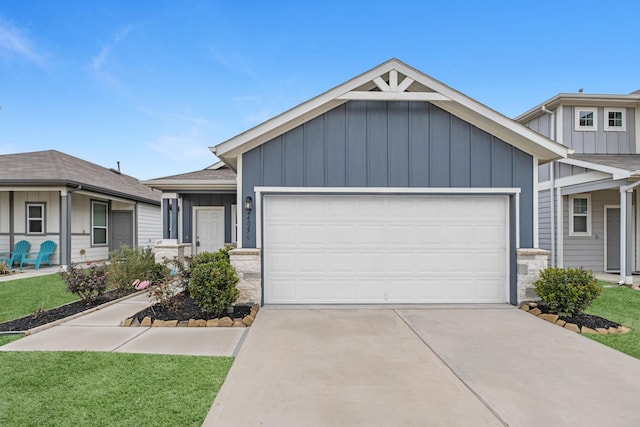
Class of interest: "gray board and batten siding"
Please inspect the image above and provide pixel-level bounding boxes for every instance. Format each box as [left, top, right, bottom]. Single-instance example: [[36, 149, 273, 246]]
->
[[180, 193, 236, 244], [241, 100, 534, 248], [524, 106, 636, 155]]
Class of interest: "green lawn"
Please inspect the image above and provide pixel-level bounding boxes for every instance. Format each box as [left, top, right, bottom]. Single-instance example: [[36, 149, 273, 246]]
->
[[0, 352, 233, 426], [584, 283, 640, 359], [0, 334, 22, 346], [0, 274, 78, 323]]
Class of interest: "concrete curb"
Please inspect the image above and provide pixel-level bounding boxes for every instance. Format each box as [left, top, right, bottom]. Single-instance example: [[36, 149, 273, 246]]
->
[[11, 290, 149, 336]]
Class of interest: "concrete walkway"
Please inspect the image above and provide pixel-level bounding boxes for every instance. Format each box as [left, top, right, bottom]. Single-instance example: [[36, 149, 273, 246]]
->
[[205, 306, 640, 427], [0, 293, 248, 357]]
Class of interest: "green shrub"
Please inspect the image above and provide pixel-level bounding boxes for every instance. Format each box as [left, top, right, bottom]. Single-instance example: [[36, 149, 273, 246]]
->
[[190, 247, 230, 269], [533, 267, 602, 316], [189, 249, 239, 314], [106, 246, 156, 290], [61, 263, 107, 303]]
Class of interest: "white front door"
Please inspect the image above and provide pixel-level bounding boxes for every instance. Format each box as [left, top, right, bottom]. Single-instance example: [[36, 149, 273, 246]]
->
[[263, 194, 509, 304], [194, 207, 225, 254]]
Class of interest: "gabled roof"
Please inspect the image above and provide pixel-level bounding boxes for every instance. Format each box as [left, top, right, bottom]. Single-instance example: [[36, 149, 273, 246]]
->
[[563, 154, 640, 179], [213, 58, 568, 169], [0, 150, 161, 204], [142, 162, 236, 191], [516, 91, 640, 123]]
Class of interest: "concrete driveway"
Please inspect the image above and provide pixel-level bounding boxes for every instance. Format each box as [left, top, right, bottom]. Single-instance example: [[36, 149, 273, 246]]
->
[[205, 305, 640, 427]]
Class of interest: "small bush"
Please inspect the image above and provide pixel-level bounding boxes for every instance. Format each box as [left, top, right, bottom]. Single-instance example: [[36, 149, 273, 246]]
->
[[106, 246, 156, 290], [0, 261, 8, 274], [190, 248, 230, 268], [61, 263, 107, 303], [533, 267, 602, 316], [189, 249, 239, 314]]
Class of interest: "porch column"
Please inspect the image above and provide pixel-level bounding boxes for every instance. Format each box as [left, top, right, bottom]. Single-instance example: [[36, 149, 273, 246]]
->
[[620, 188, 634, 284], [60, 191, 71, 266]]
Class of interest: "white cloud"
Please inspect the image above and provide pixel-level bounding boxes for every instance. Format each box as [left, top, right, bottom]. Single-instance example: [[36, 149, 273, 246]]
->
[[0, 18, 46, 65], [146, 129, 216, 167], [91, 25, 131, 72]]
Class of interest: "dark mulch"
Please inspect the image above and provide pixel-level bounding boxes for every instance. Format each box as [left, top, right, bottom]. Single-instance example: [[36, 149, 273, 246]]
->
[[131, 291, 251, 322], [535, 302, 621, 330], [0, 289, 135, 333]]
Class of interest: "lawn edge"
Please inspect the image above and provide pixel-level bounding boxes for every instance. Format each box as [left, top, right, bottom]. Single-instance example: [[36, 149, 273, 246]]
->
[[6, 290, 148, 336]]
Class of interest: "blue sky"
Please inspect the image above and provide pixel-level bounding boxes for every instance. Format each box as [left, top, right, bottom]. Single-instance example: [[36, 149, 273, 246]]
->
[[1, 1, 639, 179]]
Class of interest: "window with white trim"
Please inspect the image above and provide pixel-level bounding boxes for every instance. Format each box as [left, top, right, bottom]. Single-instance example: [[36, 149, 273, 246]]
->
[[92, 201, 108, 245], [574, 108, 597, 131], [604, 108, 626, 131], [569, 194, 591, 236], [26, 203, 45, 234]]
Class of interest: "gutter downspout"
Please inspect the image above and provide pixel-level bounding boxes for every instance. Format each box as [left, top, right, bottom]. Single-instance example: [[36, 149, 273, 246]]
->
[[619, 180, 640, 285], [541, 105, 556, 267]]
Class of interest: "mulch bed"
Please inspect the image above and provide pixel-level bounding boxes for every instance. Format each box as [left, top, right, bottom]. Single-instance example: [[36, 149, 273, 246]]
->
[[0, 289, 135, 333], [131, 291, 251, 322], [534, 301, 621, 330]]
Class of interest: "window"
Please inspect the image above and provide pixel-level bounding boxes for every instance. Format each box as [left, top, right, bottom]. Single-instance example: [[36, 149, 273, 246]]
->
[[92, 201, 108, 245], [569, 195, 591, 236], [604, 108, 626, 131], [574, 108, 597, 131], [26, 203, 45, 234]]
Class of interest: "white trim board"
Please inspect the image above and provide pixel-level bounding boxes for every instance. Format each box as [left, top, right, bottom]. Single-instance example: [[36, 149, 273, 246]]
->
[[537, 171, 612, 191]]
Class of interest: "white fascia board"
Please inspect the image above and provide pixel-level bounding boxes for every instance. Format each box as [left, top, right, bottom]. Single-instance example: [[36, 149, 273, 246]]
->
[[560, 158, 631, 180], [0, 185, 67, 193], [538, 171, 612, 191], [254, 186, 521, 195]]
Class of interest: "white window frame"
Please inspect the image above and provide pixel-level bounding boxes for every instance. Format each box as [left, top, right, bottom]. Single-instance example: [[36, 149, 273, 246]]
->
[[604, 108, 626, 131], [26, 202, 45, 234], [574, 108, 597, 131], [91, 200, 109, 246], [569, 194, 591, 236]]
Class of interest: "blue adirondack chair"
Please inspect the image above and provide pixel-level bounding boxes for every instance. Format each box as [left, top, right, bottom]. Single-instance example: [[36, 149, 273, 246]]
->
[[0, 240, 31, 268], [20, 240, 56, 270]]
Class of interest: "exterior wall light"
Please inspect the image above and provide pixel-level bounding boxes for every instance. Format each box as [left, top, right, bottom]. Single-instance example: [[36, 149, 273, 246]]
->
[[245, 196, 253, 211]]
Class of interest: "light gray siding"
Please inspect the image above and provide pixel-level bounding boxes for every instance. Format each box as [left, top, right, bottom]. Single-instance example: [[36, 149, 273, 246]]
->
[[538, 189, 552, 253], [561, 106, 636, 154], [137, 203, 161, 249], [562, 189, 619, 271], [242, 100, 535, 248], [524, 113, 553, 138]]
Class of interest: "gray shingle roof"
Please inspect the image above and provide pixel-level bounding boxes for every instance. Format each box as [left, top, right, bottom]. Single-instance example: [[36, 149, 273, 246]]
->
[[569, 154, 640, 173], [150, 165, 236, 181], [0, 150, 161, 204]]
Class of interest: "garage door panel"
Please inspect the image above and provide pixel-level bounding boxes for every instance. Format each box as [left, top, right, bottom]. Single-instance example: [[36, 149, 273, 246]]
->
[[263, 195, 508, 304]]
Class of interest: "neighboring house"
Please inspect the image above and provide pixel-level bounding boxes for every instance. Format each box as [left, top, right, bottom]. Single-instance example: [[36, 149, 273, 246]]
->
[[517, 91, 640, 284], [192, 58, 568, 306], [0, 150, 162, 266], [142, 162, 237, 258]]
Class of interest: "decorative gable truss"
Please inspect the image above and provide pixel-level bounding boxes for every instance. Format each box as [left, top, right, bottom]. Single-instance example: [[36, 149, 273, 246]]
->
[[337, 69, 451, 101]]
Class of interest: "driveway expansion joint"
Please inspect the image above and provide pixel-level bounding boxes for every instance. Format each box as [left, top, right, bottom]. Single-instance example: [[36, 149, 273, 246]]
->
[[393, 309, 509, 427]]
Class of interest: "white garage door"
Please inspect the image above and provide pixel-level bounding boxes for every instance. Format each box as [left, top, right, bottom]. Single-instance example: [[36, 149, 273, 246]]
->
[[263, 194, 509, 304]]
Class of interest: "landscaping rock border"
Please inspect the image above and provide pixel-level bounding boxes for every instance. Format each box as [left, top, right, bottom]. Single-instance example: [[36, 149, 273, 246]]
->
[[520, 302, 631, 335], [121, 305, 259, 328]]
